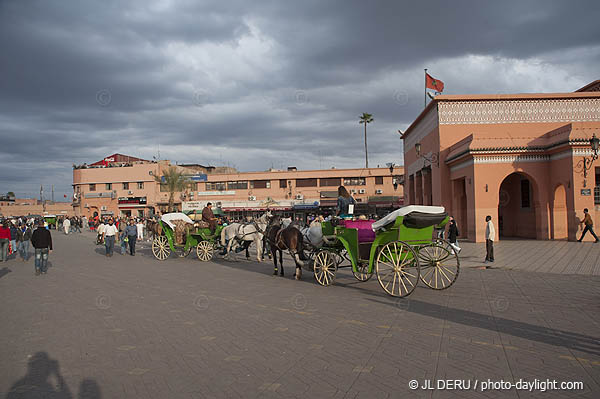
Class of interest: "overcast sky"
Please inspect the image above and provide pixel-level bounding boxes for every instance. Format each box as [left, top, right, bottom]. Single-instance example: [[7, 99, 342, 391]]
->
[[1, 0, 598, 199]]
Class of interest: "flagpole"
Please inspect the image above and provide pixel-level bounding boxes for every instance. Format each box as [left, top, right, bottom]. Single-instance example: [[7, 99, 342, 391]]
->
[[424, 68, 427, 108]]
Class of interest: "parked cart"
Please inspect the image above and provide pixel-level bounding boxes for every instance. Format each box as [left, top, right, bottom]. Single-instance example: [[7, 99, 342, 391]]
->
[[310, 206, 459, 297], [151, 213, 224, 261]]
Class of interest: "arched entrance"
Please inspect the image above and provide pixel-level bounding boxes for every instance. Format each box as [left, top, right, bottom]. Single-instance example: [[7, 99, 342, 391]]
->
[[498, 173, 537, 239], [551, 184, 568, 240]]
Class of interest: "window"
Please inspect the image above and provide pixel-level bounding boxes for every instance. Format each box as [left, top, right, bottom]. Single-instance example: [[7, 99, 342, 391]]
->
[[123, 182, 129, 190], [280, 179, 287, 188], [105, 183, 112, 190], [375, 176, 384, 185], [227, 181, 248, 190], [296, 178, 317, 187], [89, 184, 96, 192], [206, 182, 227, 191], [520, 179, 530, 208], [343, 177, 366, 186], [250, 180, 271, 189], [319, 178, 340, 187], [137, 182, 144, 189]]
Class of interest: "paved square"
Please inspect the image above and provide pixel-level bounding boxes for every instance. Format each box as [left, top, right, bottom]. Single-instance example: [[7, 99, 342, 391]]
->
[[1, 232, 599, 398]]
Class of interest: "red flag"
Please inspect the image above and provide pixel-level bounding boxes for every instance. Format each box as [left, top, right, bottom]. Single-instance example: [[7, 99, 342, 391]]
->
[[426, 73, 444, 92]]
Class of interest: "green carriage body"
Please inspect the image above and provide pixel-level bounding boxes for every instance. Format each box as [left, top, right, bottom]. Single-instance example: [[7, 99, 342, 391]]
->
[[331, 215, 449, 273], [313, 212, 458, 297], [43, 215, 58, 229], [152, 219, 224, 261]]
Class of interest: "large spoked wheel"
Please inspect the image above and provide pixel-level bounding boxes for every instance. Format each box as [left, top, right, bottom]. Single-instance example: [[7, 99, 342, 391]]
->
[[376, 241, 420, 297], [352, 261, 373, 282], [196, 241, 214, 262], [152, 235, 171, 260], [314, 250, 338, 286], [418, 240, 460, 290]]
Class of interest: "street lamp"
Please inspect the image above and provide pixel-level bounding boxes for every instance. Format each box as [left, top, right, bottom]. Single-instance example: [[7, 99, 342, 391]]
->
[[578, 133, 600, 182], [414, 142, 439, 167]]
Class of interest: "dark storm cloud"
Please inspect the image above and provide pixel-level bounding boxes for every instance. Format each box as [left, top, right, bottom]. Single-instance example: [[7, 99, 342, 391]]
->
[[0, 0, 598, 198]]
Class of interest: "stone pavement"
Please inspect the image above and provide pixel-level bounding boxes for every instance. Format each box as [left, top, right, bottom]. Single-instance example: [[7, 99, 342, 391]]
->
[[0, 231, 599, 398], [454, 239, 600, 275]]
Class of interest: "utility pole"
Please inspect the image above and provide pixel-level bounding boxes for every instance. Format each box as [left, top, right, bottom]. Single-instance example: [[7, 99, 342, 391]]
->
[[52, 185, 54, 203]]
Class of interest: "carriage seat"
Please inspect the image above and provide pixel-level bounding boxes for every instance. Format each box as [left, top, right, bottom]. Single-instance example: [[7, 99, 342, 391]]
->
[[340, 219, 376, 243], [402, 212, 448, 229]]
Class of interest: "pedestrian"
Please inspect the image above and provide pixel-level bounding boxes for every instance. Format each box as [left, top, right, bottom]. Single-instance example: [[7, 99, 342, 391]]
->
[[31, 219, 53, 275], [103, 219, 118, 257], [17, 222, 32, 261], [577, 208, 599, 242], [118, 218, 127, 254], [125, 219, 138, 256], [63, 217, 71, 235], [9, 222, 18, 259], [0, 221, 10, 262], [447, 216, 461, 254], [484, 215, 495, 263], [136, 219, 144, 241]]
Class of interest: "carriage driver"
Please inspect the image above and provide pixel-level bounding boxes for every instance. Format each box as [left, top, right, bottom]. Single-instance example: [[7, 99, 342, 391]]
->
[[202, 203, 218, 234]]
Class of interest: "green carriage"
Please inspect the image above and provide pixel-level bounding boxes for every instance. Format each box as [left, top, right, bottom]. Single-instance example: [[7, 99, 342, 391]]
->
[[151, 213, 224, 261], [43, 214, 58, 229], [311, 206, 459, 297]]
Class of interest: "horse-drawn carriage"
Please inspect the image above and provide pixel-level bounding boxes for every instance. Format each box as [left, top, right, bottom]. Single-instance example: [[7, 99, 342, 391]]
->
[[308, 206, 459, 297], [151, 213, 224, 261]]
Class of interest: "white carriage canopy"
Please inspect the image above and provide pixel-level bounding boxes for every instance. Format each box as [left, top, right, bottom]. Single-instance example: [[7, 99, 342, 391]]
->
[[372, 205, 446, 232], [161, 212, 194, 230]]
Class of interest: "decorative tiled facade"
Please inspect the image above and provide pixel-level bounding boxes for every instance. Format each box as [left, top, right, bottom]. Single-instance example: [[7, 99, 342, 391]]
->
[[439, 98, 600, 125]]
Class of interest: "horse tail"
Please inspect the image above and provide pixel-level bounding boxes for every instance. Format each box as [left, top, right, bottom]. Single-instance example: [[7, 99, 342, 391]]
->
[[296, 230, 307, 261], [220, 226, 227, 246]]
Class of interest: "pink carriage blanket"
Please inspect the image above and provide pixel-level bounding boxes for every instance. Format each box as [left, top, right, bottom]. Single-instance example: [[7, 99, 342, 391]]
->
[[340, 220, 376, 243]]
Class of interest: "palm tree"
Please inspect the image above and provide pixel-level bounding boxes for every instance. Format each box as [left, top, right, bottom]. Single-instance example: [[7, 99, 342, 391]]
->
[[6, 191, 15, 198], [359, 113, 374, 168], [155, 166, 190, 212]]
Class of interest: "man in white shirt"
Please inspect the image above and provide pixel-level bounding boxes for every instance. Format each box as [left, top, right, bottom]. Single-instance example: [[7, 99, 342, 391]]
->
[[63, 217, 71, 235], [103, 219, 119, 257], [484, 215, 495, 263], [136, 219, 144, 241]]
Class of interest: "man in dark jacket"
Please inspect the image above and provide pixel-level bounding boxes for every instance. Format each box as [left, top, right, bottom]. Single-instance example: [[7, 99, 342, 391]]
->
[[31, 219, 53, 275]]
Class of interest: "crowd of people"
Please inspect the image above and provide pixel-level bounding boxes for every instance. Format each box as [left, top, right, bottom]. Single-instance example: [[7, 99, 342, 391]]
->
[[0, 218, 53, 275]]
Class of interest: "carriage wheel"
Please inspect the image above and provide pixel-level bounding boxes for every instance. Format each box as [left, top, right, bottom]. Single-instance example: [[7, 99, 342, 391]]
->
[[376, 241, 420, 297], [152, 236, 171, 261], [418, 241, 459, 290], [314, 250, 337, 286], [352, 261, 373, 282], [196, 241, 214, 262]]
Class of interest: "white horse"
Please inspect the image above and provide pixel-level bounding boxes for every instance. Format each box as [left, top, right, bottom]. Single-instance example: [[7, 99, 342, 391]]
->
[[220, 212, 271, 262]]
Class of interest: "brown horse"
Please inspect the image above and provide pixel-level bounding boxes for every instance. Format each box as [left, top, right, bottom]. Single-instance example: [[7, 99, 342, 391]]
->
[[268, 223, 307, 279]]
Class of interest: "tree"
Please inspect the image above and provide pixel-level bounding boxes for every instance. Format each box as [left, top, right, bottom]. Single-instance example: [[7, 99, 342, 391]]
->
[[359, 113, 374, 168], [155, 166, 190, 212], [7, 191, 15, 198]]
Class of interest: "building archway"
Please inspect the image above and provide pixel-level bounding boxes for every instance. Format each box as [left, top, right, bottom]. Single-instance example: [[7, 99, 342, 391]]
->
[[498, 172, 538, 239], [551, 184, 568, 240]]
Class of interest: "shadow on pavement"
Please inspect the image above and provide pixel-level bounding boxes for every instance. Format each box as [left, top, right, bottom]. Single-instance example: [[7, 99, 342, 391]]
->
[[366, 297, 600, 356], [5, 352, 101, 399], [0, 266, 11, 279]]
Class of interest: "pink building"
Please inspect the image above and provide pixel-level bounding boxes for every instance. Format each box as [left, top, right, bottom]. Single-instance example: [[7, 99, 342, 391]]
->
[[72, 155, 404, 219], [402, 80, 600, 242]]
